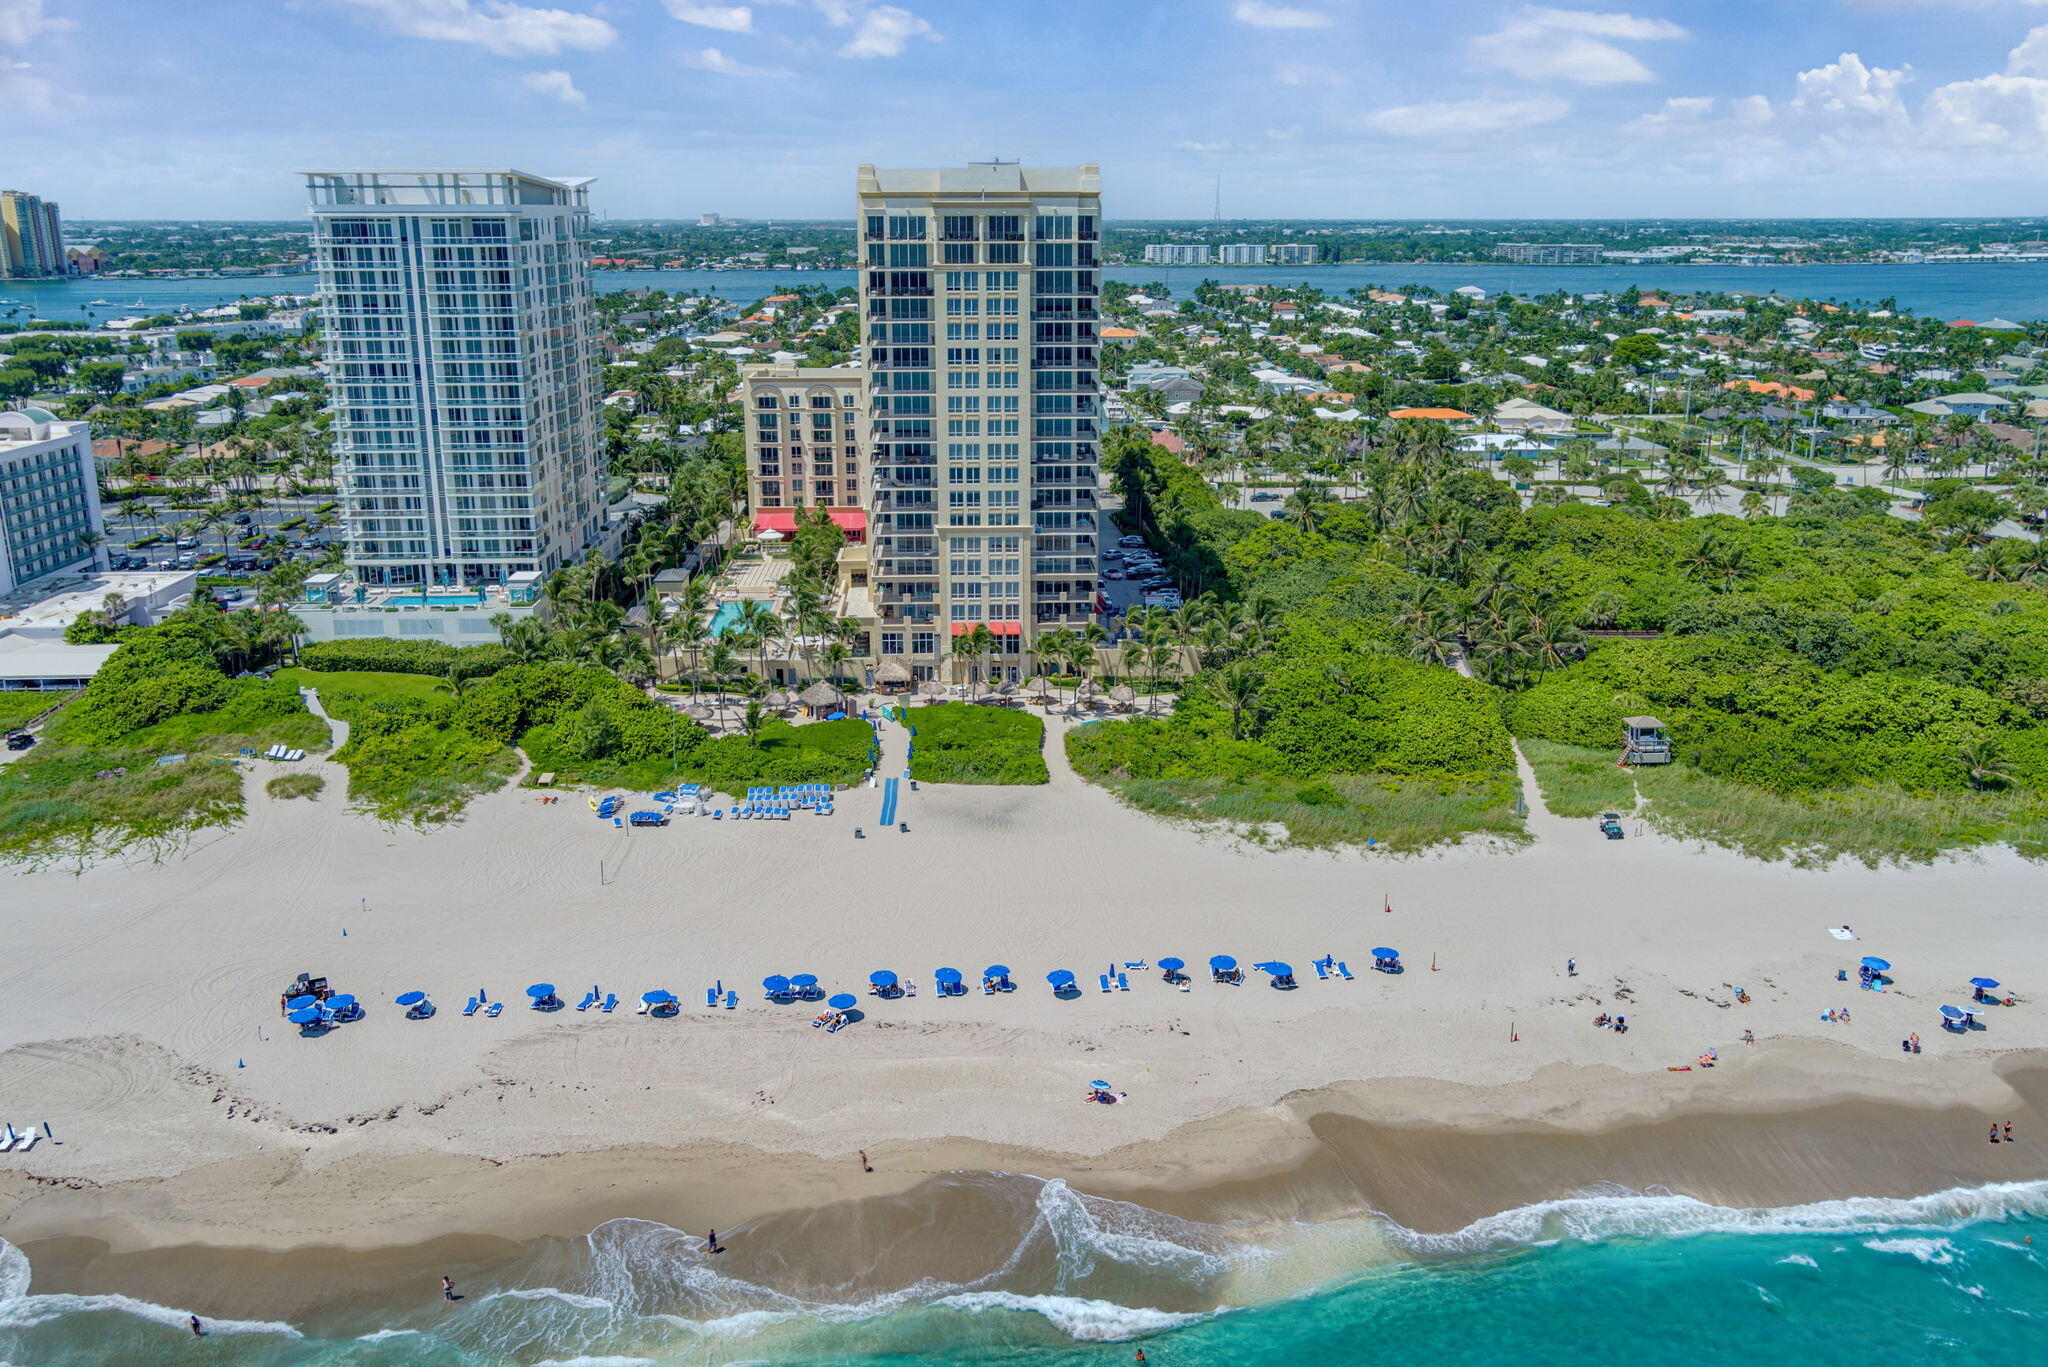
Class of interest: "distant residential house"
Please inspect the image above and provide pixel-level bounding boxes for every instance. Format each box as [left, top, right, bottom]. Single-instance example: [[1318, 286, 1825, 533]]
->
[[1487, 397, 1573, 434], [1098, 326, 1141, 343], [1148, 429, 1186, 457], [1904, 392, 2017, 421], [1387, 406, 1474, 421], [1820, 399, 1898, 425], [1723, 378, 1817, 404]]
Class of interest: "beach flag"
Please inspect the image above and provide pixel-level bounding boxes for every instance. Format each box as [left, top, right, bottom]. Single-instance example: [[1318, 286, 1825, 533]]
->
[[237, 1059, 244, 1068], [1383, 895, 1392, 914]]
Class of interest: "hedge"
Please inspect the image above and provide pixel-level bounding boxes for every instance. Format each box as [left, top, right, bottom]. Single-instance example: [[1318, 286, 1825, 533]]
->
[[907, 703, 1048, 784], [297, 638, 513, 681]]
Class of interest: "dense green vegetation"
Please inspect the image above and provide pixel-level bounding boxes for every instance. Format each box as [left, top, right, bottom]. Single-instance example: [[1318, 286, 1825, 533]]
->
[[0, 605, 318, 863], [1098, 409, 2048, 862], [908, 704, 1049, 785], [0, 691, 71, 731], [675, 718, 873, 793], [296, 639, 512, 681]]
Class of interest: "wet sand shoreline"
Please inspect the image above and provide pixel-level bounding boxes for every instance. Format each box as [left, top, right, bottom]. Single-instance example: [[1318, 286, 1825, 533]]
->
[[10, 1053, 2044, 1326]]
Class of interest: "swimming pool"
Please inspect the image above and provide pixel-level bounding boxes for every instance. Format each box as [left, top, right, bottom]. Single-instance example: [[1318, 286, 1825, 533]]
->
[[384, 591, 484, 607], [709, 601, 745, 636]]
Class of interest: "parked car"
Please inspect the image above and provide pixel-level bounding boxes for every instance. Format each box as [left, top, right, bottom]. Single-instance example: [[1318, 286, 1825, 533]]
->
[[5, 732, 34, 751], [1119, 535, 1145, 548], [232, 513, 252, 525], [1249, 491, 1282, 502], [174, 537, 200, 550], [1599, 812, 1625, 840]]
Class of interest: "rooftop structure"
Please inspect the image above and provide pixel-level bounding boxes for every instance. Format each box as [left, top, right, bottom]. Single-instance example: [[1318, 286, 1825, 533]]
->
[[0, 409, 104, 596]]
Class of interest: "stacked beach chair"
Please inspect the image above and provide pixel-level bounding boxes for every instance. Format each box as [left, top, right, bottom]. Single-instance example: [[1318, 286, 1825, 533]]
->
[[729, 784, 836, 820]]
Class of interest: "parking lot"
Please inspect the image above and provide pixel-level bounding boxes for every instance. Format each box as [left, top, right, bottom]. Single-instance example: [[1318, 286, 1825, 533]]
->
[[100, 493, 343, 574], [1100, 533, 1182, 621]]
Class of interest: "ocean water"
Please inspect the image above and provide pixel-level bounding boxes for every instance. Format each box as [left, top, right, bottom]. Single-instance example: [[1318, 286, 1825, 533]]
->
[[4, 1176, 2045, 1366], [13, 261, 2048, 322]]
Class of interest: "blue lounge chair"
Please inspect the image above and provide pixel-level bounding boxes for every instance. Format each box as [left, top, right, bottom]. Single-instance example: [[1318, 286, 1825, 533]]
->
[[1314, 960, 1330, 980], [601, 994, 618, 1013], [1099, 973, 1113, 993], [462, 996, 480, 1016], [1337, 961, 1354, 980], [1123, 960, 1148, 971], [484, 1001, 503, 1017], [706, 986, 719, 1008], [1117, 973, 1130, 992], [577, 990, 598, 1011], [725, 990, 737, 1009]]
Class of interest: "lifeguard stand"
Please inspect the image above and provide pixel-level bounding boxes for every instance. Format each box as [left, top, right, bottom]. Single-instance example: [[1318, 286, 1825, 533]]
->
[[1623, 716, 1672, 766]]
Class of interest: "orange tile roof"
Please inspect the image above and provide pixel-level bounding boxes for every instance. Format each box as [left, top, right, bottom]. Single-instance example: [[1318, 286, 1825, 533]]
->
[[1722, 378, 1817, 403], [1150, 430, 1186, 453], [1098, 326, 1139, 338], [1388, 406, 1473, 420]]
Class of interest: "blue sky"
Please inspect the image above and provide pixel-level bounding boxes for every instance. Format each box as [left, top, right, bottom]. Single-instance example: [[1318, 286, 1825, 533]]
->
[[6, 0, 2048, 219]]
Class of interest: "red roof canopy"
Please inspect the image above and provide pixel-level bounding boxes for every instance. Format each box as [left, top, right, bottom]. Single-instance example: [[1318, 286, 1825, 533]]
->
[[753, 508, 867, 536], [828, 509, 867, 533], [990, 621, 1021, 636]]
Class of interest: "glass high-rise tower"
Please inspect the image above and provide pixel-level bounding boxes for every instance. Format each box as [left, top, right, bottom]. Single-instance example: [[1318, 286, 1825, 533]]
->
[[304, 169, 602, 587]]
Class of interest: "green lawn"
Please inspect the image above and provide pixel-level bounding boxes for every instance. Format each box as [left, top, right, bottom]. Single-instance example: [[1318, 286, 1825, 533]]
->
[[1518, 739, 1638, 818], [907, 703, 1048, 784], [276, 667, 455, 712]]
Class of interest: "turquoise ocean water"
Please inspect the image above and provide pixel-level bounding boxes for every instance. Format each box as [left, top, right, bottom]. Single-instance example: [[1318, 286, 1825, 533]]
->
[[13, 261, 2048, 323], [4, 1176, 2044, 1366]]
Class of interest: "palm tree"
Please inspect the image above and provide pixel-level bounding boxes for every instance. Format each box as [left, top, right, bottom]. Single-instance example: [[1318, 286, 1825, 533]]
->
[[1212, 660, 1267, 740], [1956, 736, 2013, 791]]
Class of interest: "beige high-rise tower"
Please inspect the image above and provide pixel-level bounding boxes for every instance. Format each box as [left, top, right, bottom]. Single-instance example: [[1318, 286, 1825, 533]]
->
[[857, 162, 1102, 683]]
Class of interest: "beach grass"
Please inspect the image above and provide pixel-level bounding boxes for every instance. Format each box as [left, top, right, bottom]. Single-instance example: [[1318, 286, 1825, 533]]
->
[[1633, 764, 2048, 868], [1104, 772, 1524, 852], [1519, 740, 1638, 818], [0, 748, 244, 867], [906, 704, 1049, 785], [265, 772, 325, 800]]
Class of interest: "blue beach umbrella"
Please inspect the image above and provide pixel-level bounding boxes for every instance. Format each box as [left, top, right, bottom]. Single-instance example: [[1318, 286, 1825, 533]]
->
[[1047, 969, 1076, 987], [1090, 1080, 1112, 1090], [327, 994, 357, 1011], [394, 991, 426, 1007], [526, 983, 556, 999], [641, 990, 675, 1005], [763, 975, 792, 994], [1209, 955, 1237, 972], [286, 994, 317, 1010], [1372, 948, 1398, 960], [1939, 1004, 1967, 1021], [791, 973, 819, 989], [1860, 957, 1891, 972], [870, 970, 899, 988], [1263, 962, 1294, 978], [1159, 957, 1185, 972], [1970, 977, 2000, 990], [828, 993, 858, 1011], [935, 967, 963, 984], [288, 1006, 322, 1024], [984, 964, 1012, 980]]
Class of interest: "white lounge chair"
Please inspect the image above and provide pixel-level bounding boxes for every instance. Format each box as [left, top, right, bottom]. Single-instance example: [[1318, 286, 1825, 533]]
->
[[0, 1126, 19, 1152], [13, 1125, 40, 1152]]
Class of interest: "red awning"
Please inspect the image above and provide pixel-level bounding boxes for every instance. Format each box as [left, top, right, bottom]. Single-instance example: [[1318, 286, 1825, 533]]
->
[[950, 622, 970, 635], [990, 621, 1021, 636], [828, 509, 867, 533], [754, 511, 798, 534]]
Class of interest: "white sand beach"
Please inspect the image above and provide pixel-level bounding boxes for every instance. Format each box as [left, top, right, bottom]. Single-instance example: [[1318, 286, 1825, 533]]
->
[[1, 715, 2044, 1259]]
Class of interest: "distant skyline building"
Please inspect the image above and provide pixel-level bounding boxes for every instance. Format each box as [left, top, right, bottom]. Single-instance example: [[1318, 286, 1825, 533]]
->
[[858, 161, 1101, 680], [698, 212, 725, 227], [1142, 243, 1211, 266], [0, 190, 66, 278], [303, 168, 604, 588], [1495, 242, 1603, 264], [0, 408, 104, 595], [1271, 242, 1317, 265], [1216, 243, 1267, 264]]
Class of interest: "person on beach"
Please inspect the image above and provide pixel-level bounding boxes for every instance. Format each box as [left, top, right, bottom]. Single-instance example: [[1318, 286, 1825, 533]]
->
[[1567, 957, 1577, 977], [442, 1276, 458, 1301], [708, 1229, 724, 1254], [2005, 1122, 2014, 1142], [860, 1149, 871, 1172], [1991, 1124, 2001, 1143], [190, 1315, 204, 1337]]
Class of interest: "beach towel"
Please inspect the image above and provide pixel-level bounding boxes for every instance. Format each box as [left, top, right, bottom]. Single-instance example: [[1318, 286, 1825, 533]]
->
[[1829, 927, 1859, 941]]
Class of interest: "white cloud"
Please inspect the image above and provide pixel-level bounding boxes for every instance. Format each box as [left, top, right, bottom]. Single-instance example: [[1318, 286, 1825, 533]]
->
[[1267, 124, 1304, 139], [521, 68, 587, 105], [0, 0, 64, 116], [2009, 23, 2048, 77], [664, 0, 755, 32], [1623, 94, 1714, 134], [1233, 2, 1331, 29], [1924, 73, 2048, 148], [1174, 139, 1231, 153], [831, 3, 937, 58], [0, 0, 66, 47], [326, 0, 615, 57], [1469, 7, 1685, 86], [676, 44, 790, 76], [1364, 94, 1570, 136], [1786, 51, 1912, 131], [1273, 60, 1344, 87]]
